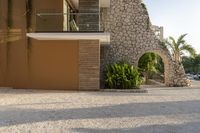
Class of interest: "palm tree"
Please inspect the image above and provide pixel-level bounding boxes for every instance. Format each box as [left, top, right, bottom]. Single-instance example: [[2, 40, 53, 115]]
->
[[165, 34, 196, 64]]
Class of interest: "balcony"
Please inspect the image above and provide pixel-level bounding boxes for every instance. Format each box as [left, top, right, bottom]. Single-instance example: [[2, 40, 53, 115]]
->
[[34, 12, 103, 32], [27, 12, 110, 44]]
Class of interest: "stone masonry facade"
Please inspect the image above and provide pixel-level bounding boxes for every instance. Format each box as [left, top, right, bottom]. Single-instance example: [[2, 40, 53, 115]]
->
[[101, 0, 190, 87]]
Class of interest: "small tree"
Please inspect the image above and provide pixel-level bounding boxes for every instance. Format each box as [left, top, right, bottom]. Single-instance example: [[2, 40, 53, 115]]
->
[[165, 34, 196, 64], [182, 55, 200, 74], [138, 53, 162, 83]]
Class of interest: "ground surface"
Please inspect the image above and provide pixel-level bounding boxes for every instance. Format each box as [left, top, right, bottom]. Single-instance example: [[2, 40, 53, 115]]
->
[[0, 81, 200, 133]]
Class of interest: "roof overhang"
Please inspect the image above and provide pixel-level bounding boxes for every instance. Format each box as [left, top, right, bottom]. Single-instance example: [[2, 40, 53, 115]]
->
[[27, 32, 110, 44]]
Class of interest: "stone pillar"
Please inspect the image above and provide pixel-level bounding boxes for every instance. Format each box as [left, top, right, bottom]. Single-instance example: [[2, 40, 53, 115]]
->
[[79, 40, 100, 90], [78, 0, 100, 31]]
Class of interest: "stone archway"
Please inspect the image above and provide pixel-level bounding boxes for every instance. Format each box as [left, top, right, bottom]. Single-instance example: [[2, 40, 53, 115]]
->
[[133, 38, 190, 87], [101, 0, 190, 87], [136, 49, 174, 86]]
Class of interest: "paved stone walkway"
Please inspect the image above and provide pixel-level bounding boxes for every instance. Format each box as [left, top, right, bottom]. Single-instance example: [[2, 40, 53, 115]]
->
[[0, 84, 200, 133]]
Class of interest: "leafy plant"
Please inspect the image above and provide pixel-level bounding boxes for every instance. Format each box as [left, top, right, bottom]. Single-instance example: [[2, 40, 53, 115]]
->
[[182, 55, 200, 74], [138, 53, 164, 83], [105, 62, 141, 89]]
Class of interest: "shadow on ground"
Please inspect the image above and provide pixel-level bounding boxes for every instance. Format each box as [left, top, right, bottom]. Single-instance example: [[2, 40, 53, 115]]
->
[[0, 100, 200, 127], [71, 121, 200, 133]]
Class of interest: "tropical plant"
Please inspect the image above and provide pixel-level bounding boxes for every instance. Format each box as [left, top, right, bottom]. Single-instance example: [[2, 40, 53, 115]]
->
[[105, 62, 141, 89], [182, 55, 200, 74], [156, 55, 164, 74], [138, 53, 164, 83], [165, 34, 196, 64]]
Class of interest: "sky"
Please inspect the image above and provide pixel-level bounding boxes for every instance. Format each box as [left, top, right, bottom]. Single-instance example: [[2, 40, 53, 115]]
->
[[143, 0, 200, 53]]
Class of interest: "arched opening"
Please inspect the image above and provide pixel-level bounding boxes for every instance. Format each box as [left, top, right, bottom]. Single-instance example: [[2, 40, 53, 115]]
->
[[138, 52, 164, 86]]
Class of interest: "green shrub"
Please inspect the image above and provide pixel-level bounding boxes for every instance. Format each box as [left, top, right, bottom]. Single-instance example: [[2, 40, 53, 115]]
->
[[105, 62, 141, 89]]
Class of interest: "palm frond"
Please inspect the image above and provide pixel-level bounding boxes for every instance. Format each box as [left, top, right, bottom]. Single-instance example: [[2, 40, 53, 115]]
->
[[165, 38, 175, 52], [180, 44, 196, 57], [177, 34, 187, 48], [169, 36, 178, 50], [169, 36, 176, 45]]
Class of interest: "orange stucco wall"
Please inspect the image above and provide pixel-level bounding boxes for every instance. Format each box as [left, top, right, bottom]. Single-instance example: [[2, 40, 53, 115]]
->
[[0, 0, 101, 90], [0, 0, 29, 88], [29, 40, 79, 90], [0, 0, 8, 86], [0, 38, 79, 90], [0, 0, 80, 90]]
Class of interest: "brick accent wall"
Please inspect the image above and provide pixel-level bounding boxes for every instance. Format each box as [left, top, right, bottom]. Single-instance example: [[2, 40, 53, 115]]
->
[[78, 0, 100, 31], [79, 40, 100, 90]]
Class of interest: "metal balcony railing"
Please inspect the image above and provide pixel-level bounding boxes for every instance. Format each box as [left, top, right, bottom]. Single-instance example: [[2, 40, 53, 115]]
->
[[35, 12, 103, 32]]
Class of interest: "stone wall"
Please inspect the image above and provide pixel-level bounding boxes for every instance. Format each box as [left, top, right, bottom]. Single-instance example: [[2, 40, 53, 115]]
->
[[101, 0, 190, 87]]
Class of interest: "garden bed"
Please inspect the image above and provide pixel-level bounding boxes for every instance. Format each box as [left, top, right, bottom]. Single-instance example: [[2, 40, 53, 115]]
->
[[100, 88, 148, 93]]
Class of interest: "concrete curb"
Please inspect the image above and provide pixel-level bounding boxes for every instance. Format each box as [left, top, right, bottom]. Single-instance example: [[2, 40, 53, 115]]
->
[[100, 89, 148, 93]]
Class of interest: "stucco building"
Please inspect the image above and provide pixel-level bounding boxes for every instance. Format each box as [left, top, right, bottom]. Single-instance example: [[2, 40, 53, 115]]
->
[[0, 0, 190, 90]]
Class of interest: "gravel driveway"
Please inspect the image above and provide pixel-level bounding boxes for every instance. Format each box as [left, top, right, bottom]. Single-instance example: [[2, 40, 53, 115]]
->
[[0, 84, 200, 133]]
